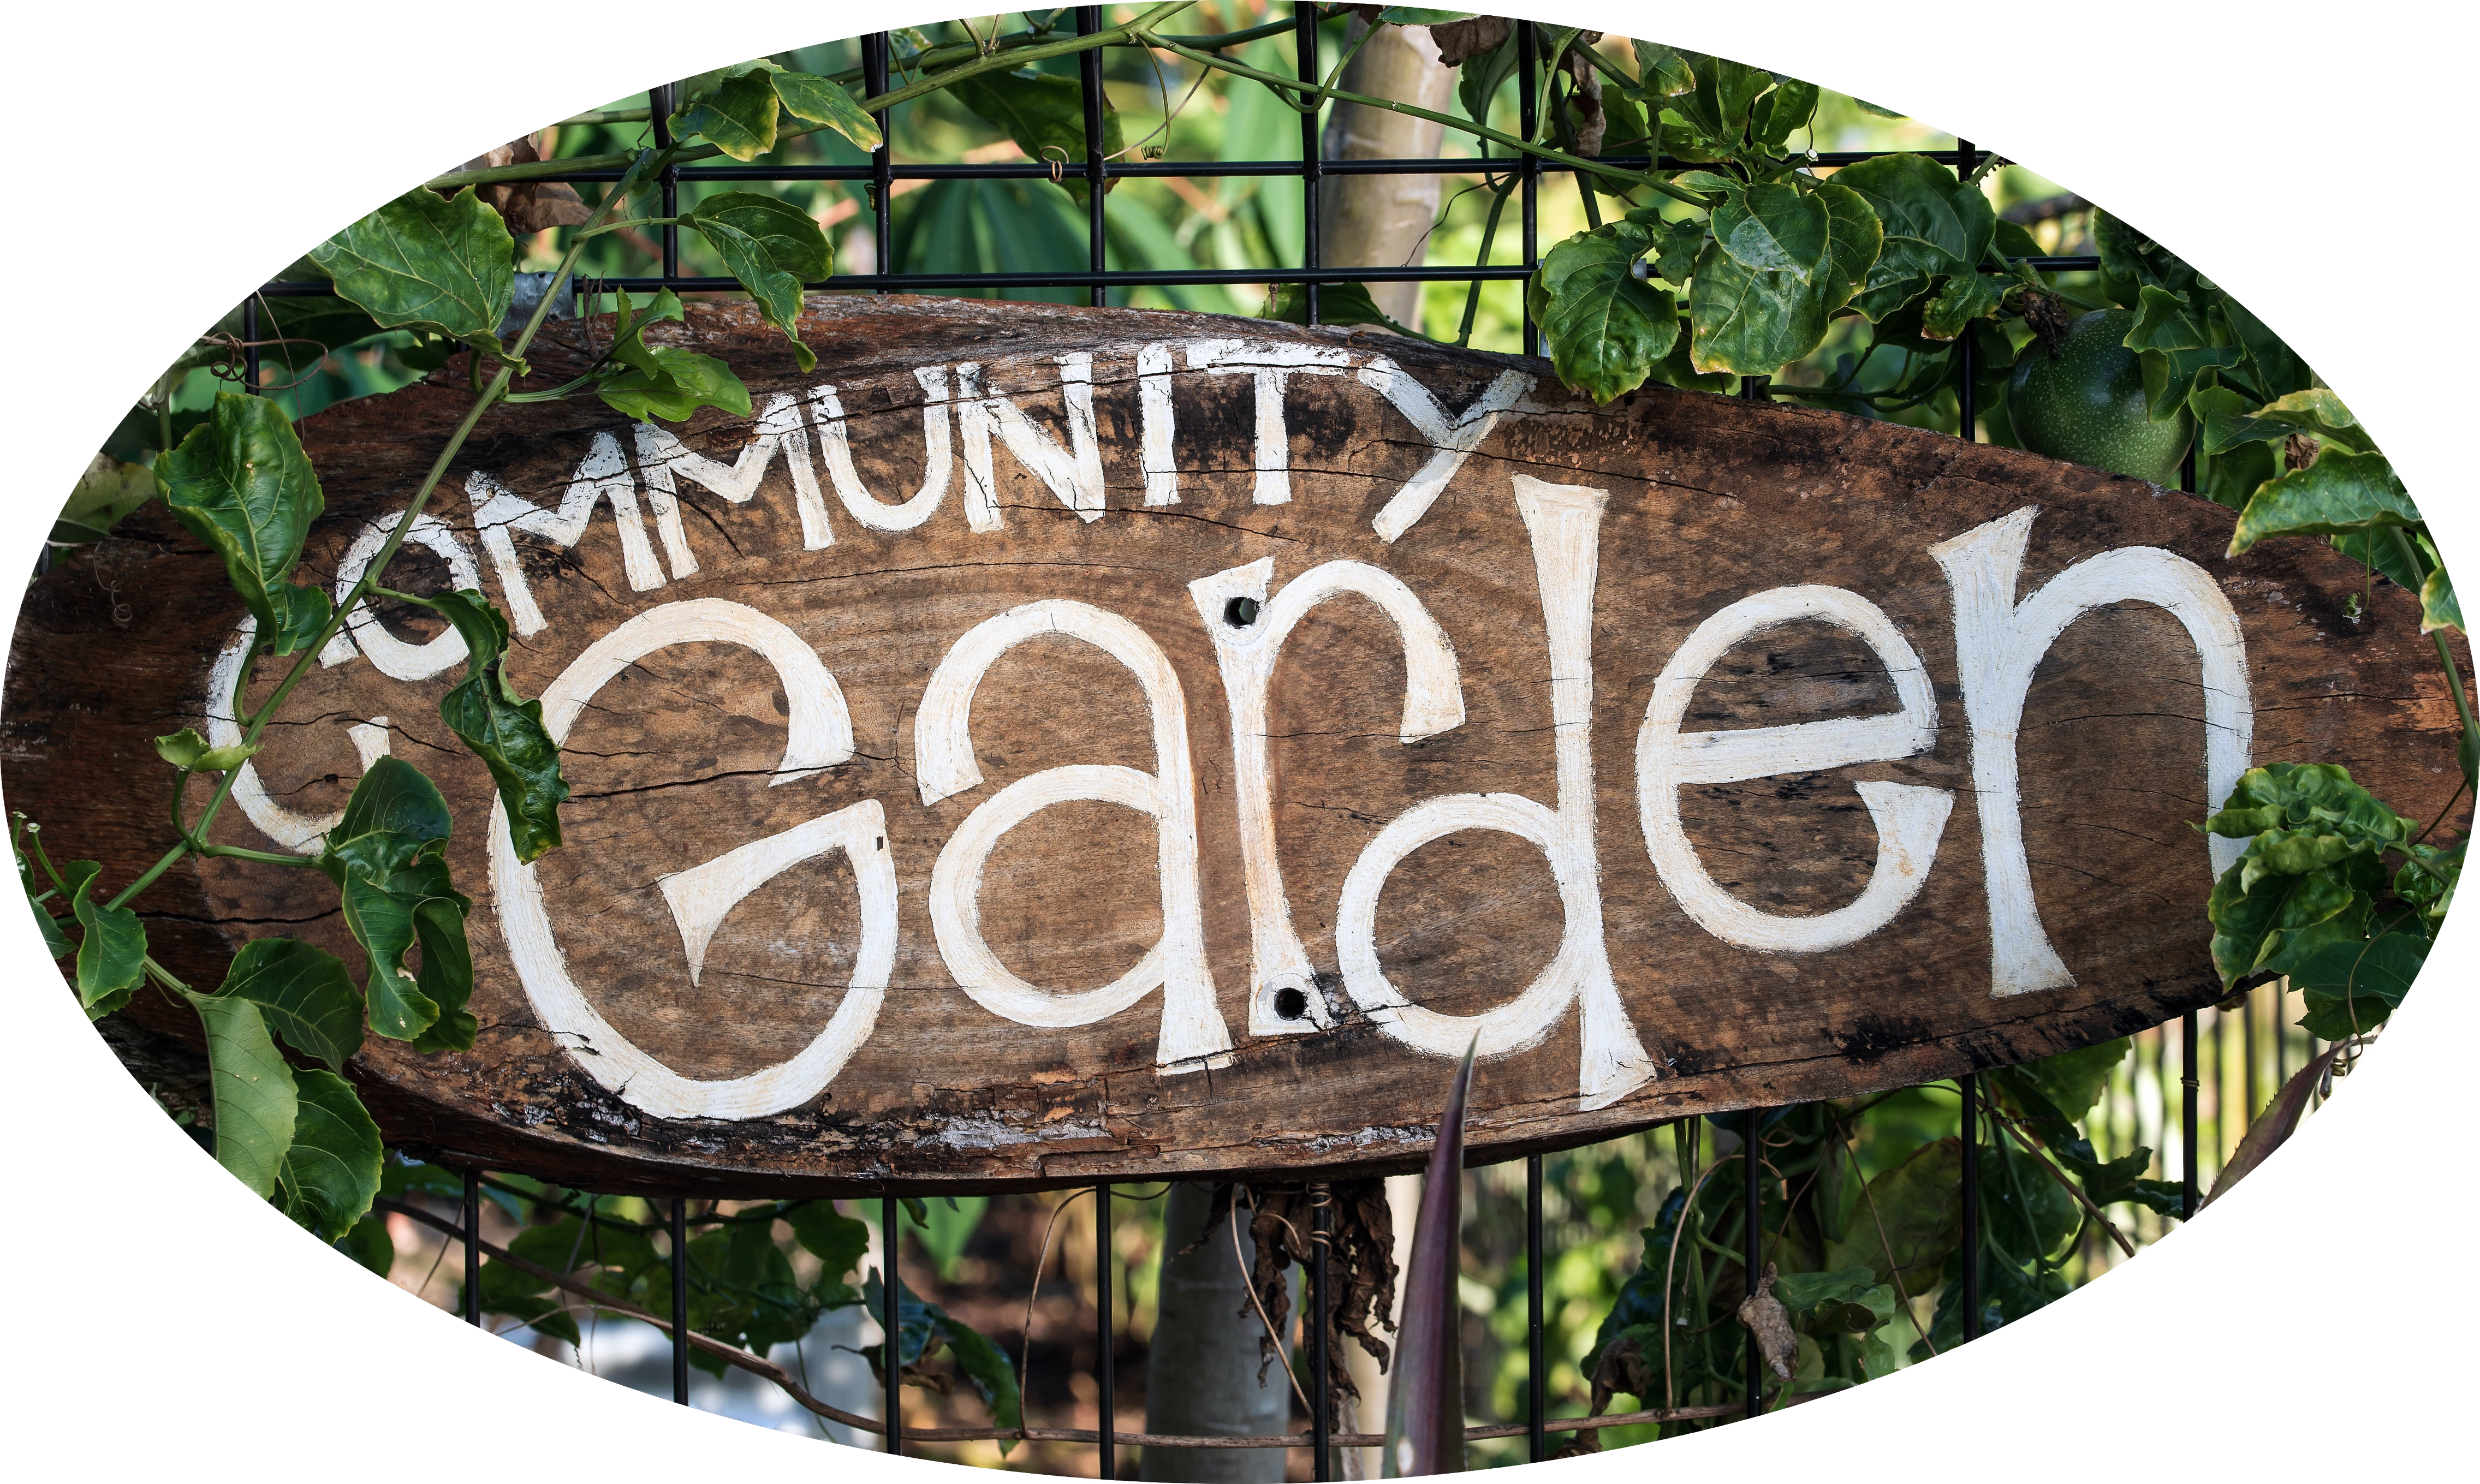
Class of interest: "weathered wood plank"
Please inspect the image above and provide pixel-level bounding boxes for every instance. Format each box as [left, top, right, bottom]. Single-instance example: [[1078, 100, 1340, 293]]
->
[[5, 294, 2453, 1194]]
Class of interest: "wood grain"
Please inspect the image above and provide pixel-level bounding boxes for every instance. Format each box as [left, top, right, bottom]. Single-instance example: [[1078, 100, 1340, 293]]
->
[[5, 294, 2454, 1194]]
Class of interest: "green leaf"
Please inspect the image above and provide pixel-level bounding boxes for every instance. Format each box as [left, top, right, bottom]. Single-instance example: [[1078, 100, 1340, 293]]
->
[[19, 844, 69, 960], [1531, 223, 1679, 404], [189, 989, 297, 1199], [1628, 41, 1696, 99], [687, 192, 832, 282], [1750, 78, 1818, 154], [1711, 182, 1829, 282], [1824, 1137, 1961, 1290], [156, 727, 261, 772], [2213, 387, 2375, 455], [1984, 1134, 2079, 1261], [1920, 272, 2007, 340], [2422, 554, 2461, 635], [2124, 284, 2212, 351], [1771, 1266, 1879, 1313], [935, 1311, 1024, 1443], [316, 759, 470, 1041], [787, 1201, 872, 1291], [1830, 153, 1993, 322], [337, 752, 455, 845], [1673, 53, 1769, 147], [771, 70, 885, 152], [1644, 312, 1736, 393], [472, 1252, 578, 1344], [1458, 31, 1521, 126], [63, 859, 145, 1018], [265, 581, 334, 658], [2018, 1038, 2130, 1122], [53, 454, 158, 545], [2292, 923, 2425, 1040], [675, 65, 782, 162], [1687, 251, 1816, 376], [594, 288, 752, 424], [156, 392, 325, 639], [408, 896, 477, 1054], [691, 215, 816, 372], [1991, 219, 2044, 259], [219, 936, 364, 1071], [1811, 183, 1889, 303], [278, 1069, 383, 1243], [1622, 206, 1709, 284], [2203, 437, 2274, 514], [2092, 210, 2196, 296], [400, 589, 568, 864], [309, 187, 515, 354], [2228, 449, 2418, 557], [2396, 841, 2462, 934], [2222, 296, 2314, 401], [341, 1212, 396, 1276], [1263, 281, 1419, 336], [948, 69, 1122, 206], [2138, 343, 2241, 423]]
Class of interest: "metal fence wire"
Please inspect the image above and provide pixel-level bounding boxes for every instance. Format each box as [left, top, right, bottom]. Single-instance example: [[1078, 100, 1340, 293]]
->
[[231, 8, 2329, 1473]]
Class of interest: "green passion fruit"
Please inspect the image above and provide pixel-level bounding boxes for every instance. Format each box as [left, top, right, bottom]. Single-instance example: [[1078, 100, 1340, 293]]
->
[[2006, 308, 2192, 484]]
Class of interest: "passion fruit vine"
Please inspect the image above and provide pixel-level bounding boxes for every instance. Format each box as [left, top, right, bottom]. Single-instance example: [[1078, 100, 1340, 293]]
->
[[2006, 308, 2192, 484]]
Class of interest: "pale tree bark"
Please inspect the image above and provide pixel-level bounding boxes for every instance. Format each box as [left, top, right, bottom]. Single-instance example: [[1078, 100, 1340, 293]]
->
[[1141, 1182, 1293, 1483], [1339, 1173, 1421, 1479], [1317, 21, 1460, 332]]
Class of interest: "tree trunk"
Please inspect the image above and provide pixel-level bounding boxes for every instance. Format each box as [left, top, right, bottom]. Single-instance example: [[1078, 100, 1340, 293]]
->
[[1339, 1173, 1420, 1479], [1142, 1182, 1293, 1482], [1318, 21, 1458, 332]]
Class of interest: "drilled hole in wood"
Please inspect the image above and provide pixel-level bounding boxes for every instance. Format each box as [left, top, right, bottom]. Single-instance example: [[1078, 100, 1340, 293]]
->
[[1272, 986, 1310, 1021], [1224, 596, 1260, 628]]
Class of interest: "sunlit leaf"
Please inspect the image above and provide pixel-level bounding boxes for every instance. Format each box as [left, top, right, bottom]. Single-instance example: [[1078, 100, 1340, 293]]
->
[[156, 392, 325, 640], [2421, 551, 2461, 635], [688, 214, 817, 372], [1830, 153, 1993, 321], [2228, 449, 2418, 556], [310, 187, 515, 354], [675, 64, 782, 162], [771, 70, 885, 152], [1711, 182, 1829, 281], [594, 288, 752, 424], [189, 989, 297, 1199], [1531, 223, 1679, 403], [63, 859, 144, 1018], [53, 454, 157, 546]]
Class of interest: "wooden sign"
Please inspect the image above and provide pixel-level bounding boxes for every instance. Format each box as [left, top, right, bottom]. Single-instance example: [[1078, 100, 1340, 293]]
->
[[8, 296, 2456, 1194]]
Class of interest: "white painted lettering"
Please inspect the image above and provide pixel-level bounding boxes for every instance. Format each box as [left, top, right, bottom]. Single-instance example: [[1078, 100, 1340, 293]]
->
[[914, 599, 1235, 1072], [1931, 506, 2252, 996], [1637, 585, 1953, 952], [1335, 475, 1654, 1110], [492, 598, 883, 1121], [956, 353, 1106, 530], [1189, 556, 1465, 1035], [1186, 339, 1351, 505], [811, 368, 956, 533]]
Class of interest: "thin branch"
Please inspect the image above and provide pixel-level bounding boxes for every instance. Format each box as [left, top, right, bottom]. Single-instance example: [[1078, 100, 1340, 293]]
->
[[1845, 1137, 1937, 1357], [1986, 1111, 2138, 1258]]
